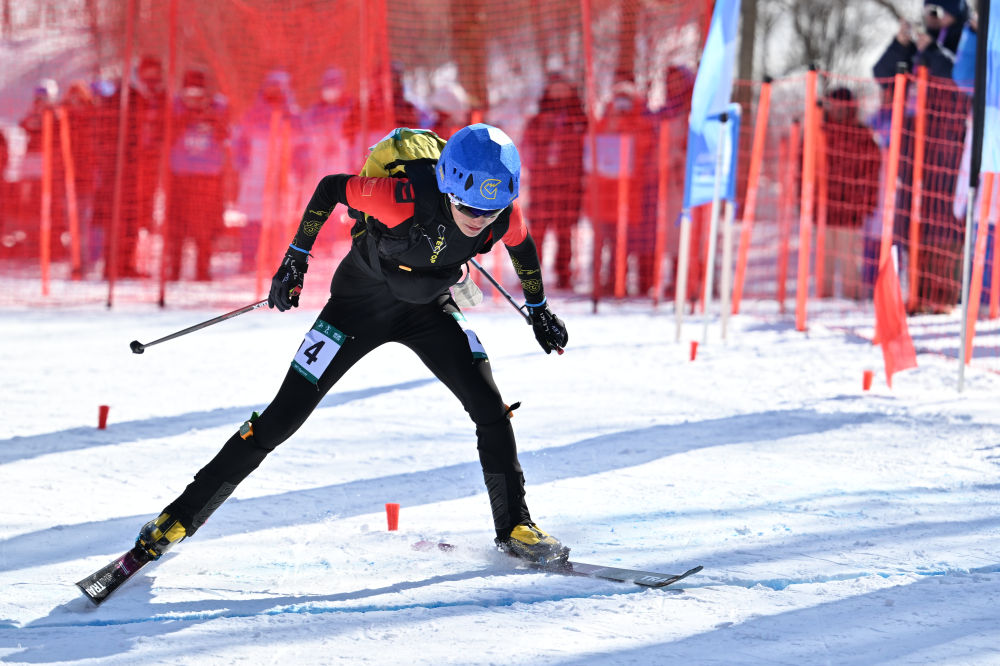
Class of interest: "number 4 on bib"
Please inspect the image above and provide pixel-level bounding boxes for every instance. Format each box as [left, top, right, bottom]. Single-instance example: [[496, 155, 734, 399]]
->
[[292, 319, 347, 385]]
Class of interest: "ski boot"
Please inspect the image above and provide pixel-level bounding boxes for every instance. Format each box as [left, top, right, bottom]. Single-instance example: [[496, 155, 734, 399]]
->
[[496, 522, 569, 566], [136, 511, 187, 560]]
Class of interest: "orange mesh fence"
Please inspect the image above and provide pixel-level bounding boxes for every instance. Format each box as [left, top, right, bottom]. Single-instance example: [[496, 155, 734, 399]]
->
[[729, 75, 807, 311], [733, 69, 982, 327], [0, 0, 709, 308], [897, 71, 971, 316], [3, 3, 993, 344]]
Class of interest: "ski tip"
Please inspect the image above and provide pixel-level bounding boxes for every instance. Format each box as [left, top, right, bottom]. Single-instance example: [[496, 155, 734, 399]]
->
[[75, 580, 107, 606]]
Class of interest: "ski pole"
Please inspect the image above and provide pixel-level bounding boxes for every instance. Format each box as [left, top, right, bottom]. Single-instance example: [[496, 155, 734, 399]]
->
[[130, 298, 270, 354], [469, 259, 531, 324]]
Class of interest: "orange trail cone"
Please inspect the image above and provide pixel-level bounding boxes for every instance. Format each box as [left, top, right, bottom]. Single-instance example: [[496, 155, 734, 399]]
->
[[385, 503, 400, 531]]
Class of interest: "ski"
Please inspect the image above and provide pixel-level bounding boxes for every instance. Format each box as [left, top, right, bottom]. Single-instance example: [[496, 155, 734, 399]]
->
[[539, 561, 703, 588], [412, 541, 702, 589], [75, 546, 152, 605]]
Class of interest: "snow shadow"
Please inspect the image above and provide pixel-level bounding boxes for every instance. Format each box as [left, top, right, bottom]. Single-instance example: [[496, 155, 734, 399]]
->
[[1, 408, 882, 572], [1, 566, 510, 663], [556, 573, 1000, 665], [0, 377, 437, 465]]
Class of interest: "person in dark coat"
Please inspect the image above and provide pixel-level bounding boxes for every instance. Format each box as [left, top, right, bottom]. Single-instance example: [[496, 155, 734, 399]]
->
[[521, 73, 588, 290]]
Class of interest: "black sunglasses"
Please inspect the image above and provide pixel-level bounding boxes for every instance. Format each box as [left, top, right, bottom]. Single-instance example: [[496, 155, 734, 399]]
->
[[448, 194, 503, 219]]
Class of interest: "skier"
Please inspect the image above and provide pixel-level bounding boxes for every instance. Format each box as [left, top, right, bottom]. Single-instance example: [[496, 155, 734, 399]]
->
[[135, 123, 570, 566]]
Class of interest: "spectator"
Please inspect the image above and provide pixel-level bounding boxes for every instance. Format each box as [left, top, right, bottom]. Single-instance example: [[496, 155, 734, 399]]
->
[[16, 80, 65, 257], [93, 55, 168, 278], [820, 87, 882, 300], [390, 61, 421, 129], [428, 81, 470, 139], [232, 69, 309, 272], [872, 1, 970, 314], [862, 85, 896, 295], [873, 1, 968, 81], [589, 81, 650, 298], [303, 67, 359, 186], [60, 80, 99, 272], [951, 5, 977, 91], [165, 69, 231, 281], [521, 72, 587, 290]]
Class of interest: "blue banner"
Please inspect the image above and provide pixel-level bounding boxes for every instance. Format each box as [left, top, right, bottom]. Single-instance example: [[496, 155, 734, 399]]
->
[[683, 103, 741, 209], [983, 2, 1000, 172], [683, 0, 741, 209]]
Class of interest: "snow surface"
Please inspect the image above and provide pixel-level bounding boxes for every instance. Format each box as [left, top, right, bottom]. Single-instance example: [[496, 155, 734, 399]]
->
[[1, 297, 999, 665]]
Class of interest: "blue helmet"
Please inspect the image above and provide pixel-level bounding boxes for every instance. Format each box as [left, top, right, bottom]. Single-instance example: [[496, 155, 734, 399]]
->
[[436, 123, 520, 210]]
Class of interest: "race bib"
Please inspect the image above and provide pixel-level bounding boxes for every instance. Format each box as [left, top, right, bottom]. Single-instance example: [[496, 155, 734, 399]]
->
[[452, 312, 487, 360], [292, 319, 347, 385]]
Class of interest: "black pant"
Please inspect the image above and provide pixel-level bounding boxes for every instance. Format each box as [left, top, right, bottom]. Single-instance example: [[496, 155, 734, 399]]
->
[[165, 257, 531, 539]]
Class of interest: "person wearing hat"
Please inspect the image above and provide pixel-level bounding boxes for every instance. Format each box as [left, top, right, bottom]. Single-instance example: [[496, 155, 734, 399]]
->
[[874, 0, 969, 80], [819, 87, 882, 300], [521, 72, 588, 291], [14, 80, 63, 258], [303, 67, 359, 198], [129, 123, 572, 575], [232, 69, 310, 272], [164, 69, 231, 281]]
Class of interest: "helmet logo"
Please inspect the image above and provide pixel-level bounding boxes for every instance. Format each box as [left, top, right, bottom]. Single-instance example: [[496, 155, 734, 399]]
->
[[480, 179, 501, 200]]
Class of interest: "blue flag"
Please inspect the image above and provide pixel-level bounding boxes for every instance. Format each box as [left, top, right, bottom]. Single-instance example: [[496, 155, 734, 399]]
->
[[982, 2, 1000, 172], [683, 0, 741, 209], [684, 103, 741, 209]]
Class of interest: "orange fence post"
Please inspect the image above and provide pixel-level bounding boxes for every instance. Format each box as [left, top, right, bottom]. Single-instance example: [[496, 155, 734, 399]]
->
[[907, 67, 929, 312], [56, 107, 82, 279], [732, 78, 771, 314], [880, 70, 908, 270], [777, 128, 795, 311], [40, 107, 54, 297], [581, 0, 599, 309], [796, 69, 818, 332], [358, 0, 370, 147], [376, 0, 393, 126], [964, 171, 994, 363], [157, 0, 178, 306], [814, 123, 828, 299], [106, 0, 138, 307], [652, 118, 670, 306], [613, 138, 629, 299]]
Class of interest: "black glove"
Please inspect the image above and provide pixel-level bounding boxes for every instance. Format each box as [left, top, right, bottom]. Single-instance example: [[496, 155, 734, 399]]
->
[[268, 247, 309, 311], [527, 302, 568, 354]]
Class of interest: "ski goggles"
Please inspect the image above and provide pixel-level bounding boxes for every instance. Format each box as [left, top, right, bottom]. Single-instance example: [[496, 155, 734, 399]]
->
[[447, 193, 504, 219]]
